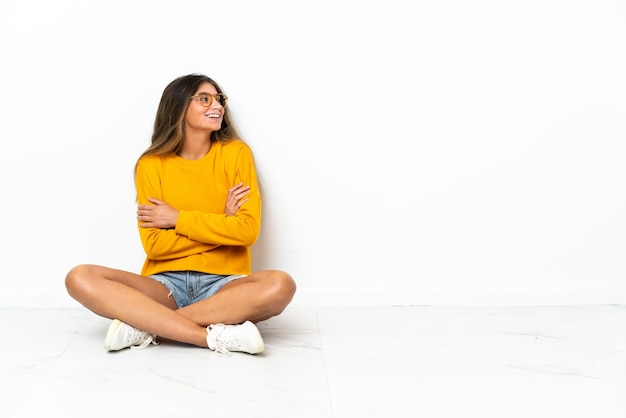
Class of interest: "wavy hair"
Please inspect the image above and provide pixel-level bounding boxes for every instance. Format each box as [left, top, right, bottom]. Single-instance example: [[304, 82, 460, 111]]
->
[[136, 74, 241, 164]]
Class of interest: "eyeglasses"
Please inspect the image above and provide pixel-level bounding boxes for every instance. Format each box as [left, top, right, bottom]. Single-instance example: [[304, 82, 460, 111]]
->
[[190, 93, 228, 107]]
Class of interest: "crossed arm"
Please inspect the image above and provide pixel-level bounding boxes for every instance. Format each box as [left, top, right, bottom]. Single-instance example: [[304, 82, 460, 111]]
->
[[136, 183, 251, 229]]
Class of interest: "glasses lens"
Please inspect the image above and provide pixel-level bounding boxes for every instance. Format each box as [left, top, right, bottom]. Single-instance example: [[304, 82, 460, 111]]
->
[[194, 93, 227, 107], [198, 94, 212, 106]]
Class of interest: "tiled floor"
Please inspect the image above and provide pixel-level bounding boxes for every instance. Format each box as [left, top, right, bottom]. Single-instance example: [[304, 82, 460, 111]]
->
[[1, 305, 625, 417]]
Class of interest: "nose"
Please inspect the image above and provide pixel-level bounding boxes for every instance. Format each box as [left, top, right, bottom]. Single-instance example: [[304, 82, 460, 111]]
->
[[211, 95, 224, 108]]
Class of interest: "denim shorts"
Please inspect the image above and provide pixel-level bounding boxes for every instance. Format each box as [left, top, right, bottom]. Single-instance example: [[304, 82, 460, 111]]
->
[[149, 271, 247, 309]]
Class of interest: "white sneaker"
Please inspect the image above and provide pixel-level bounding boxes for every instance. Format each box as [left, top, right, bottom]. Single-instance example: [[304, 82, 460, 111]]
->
[[104, 319, 159, 351], [206, 321, 264, 355]]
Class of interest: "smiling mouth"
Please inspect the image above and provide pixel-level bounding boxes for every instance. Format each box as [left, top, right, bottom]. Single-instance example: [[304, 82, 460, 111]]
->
[[206, 113, 221, 118]]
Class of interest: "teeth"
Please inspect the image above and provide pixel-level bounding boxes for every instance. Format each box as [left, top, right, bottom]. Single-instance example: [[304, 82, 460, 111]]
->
[[206, 113, 220, 118]]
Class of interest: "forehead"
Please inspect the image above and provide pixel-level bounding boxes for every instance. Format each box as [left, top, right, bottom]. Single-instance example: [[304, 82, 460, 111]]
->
[[195, 82, 218, 94]]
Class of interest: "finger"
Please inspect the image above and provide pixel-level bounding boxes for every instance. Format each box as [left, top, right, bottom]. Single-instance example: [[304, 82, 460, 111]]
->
[[236, 198, 250, 208], [231, 186, 249, 197], [137, 208, 153, 217], [233, 189, 251, 199], [139, 219, 160, 227], [228, 183, 244, 193], [147, 197, 163, 205]]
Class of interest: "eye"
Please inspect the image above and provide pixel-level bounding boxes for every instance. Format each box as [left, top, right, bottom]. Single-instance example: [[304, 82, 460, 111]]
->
[[199, 95, 211, 104]]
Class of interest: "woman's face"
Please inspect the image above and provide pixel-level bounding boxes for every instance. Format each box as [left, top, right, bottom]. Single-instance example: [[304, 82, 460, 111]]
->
[[184, 82, 225, 134]]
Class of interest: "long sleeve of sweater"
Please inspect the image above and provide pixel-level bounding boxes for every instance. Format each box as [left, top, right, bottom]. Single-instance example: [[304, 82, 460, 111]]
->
[[135, 140, 261, 276]]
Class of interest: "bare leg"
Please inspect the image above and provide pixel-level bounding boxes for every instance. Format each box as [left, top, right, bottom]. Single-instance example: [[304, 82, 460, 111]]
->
[[66, 264, 209, 347], [65, 264, 296, 347], [178, 270, 297, 326]]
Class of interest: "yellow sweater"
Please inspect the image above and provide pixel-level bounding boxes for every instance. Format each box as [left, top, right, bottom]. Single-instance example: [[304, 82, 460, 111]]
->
[[135, 139, 261, 276]]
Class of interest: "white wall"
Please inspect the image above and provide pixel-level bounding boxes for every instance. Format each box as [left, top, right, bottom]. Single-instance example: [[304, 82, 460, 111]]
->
[[1, 0, 625, 307]]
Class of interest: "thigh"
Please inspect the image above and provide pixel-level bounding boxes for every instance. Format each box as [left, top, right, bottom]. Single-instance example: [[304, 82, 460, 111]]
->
[[218, 270, 294, 292], [172, 270, 295, 325], [205, 269, 295, 315], [72, 264, 177, 309]]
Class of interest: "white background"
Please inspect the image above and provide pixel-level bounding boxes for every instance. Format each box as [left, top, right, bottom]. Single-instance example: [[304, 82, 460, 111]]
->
[[0, 0, 625, 307]]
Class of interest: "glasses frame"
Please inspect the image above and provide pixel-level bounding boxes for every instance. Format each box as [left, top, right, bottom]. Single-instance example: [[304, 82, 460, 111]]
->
[[190, 93, 228, 108]]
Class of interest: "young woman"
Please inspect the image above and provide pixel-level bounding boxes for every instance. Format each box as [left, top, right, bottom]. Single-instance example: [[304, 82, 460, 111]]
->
[[65, 74, 296, 355]]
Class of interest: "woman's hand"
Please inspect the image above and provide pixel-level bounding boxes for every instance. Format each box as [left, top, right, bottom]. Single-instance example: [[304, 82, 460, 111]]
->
[[225, 182, 250, 216], [137, 198, 179, 228]]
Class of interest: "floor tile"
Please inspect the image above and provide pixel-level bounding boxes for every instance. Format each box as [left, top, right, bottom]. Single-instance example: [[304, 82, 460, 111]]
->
[[2, 305, 625, 417]]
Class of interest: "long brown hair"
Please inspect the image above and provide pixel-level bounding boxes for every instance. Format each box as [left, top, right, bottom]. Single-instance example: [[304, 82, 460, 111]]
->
[[137, 74, 242, 164]]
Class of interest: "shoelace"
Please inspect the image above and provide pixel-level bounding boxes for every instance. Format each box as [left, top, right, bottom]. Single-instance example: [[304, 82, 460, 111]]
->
[[209, 324, 240, 356], [130, 334, 159, 350], [123, 326, 159, 350]]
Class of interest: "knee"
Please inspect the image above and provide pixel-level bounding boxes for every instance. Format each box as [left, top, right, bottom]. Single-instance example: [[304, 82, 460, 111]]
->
[[65, 264, 97, 297], [267, 270, 296, 306]]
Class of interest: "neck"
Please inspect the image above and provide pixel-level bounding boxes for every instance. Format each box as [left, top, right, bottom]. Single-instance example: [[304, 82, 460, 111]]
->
[[178, 132, 212, 160]]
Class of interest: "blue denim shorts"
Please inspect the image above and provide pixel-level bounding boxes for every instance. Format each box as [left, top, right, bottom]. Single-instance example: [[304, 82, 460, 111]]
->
[[149, 271, 247, 309]]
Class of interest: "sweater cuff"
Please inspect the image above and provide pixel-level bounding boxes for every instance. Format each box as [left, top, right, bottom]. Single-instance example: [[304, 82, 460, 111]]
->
[[175, 210, 193, 238]]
